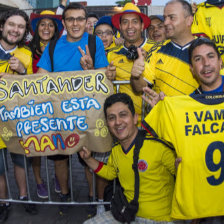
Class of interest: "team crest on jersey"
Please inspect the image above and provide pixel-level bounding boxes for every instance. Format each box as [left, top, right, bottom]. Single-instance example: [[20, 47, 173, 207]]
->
[[205, 17, 211, 27], [138, 160, 148, 172]]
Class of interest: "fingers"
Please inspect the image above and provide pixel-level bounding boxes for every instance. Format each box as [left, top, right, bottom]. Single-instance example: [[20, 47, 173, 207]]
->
[[175, 157, 182, 169], [159, 91, 166, 100], [78, 46, 86, 57], [143, 86, 154, 95], [137, 47, 144, 60], [79, 46, 94, 70], [106, 62, 116, 81], [85, 45, 91, 57], [142, 87, 161, 108], [9, 57, 25, 73], [108, 61, 115, 70]]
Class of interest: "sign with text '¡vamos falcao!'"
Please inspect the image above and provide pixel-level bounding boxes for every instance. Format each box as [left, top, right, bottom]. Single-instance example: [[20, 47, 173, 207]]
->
[[0, 70, 113, 157]]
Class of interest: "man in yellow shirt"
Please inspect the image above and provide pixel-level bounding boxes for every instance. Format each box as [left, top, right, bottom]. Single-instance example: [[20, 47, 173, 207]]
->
[[142, 38, 224, 223], [131, 0, 199, 97], [79, 93, 176, 224], [105, 3, 160, 126], [0, 9, 36, 222]]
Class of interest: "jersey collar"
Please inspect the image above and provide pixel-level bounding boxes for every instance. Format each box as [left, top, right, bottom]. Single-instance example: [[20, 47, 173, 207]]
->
[[0, 42, 17, 54], [123, 37, 147, 51], [171, 39, 194, 51]]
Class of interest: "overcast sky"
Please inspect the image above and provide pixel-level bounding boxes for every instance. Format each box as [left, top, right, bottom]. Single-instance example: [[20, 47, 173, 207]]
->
[[70, 0, 204, 6]]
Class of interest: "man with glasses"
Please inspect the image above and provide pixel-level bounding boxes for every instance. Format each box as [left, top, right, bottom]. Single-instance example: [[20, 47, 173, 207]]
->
[[37, 3, 108, 215], [37, 3, 108, 72], [94, 16, 116, 56]]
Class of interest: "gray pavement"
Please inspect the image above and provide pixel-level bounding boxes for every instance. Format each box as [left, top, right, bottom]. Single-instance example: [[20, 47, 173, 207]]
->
[[3, 153, 94, 224]]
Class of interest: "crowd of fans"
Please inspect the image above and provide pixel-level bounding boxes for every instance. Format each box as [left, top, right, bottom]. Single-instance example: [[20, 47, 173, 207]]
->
[[0, 0, 224, 223]]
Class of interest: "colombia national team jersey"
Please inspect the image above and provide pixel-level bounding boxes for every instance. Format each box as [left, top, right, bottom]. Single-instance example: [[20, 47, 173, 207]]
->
[[191, 2, 224, 63], [107, 39, 161, 126], [96, 132, 176, 221], [144, 40, 199, 96], [142, 93, 224, 219]]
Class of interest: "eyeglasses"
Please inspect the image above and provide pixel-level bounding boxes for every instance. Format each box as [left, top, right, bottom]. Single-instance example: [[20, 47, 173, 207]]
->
[[95, 30, 113, 37], [65, 17, 86, 23]]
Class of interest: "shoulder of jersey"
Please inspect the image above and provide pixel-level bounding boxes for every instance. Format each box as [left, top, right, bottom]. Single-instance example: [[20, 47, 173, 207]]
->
[[19, 45, 32, 55], [112, 141, 120, 148], [144, 132, 174, 150], [107, 45, 122, 54]]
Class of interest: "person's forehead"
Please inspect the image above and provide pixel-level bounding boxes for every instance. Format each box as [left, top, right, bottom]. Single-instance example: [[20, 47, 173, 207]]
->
[[39, 18, 54, 23], [107, 102, 130, 114], [6, 15, 26, 25], [193, 44, 216, 56], [95, 24, 112, 31], [87, 17, 98, 22], [150, 18, 163, 25], [65, 9, 85, 17], [164, 2, 183, 14], [121, 13, 141, 21]]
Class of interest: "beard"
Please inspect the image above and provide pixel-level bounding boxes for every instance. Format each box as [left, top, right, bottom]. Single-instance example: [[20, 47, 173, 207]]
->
[[1, 32, 24, 46]]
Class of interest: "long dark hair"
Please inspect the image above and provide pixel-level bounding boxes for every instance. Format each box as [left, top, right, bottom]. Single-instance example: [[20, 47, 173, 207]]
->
[[29, 18, 60, 59]]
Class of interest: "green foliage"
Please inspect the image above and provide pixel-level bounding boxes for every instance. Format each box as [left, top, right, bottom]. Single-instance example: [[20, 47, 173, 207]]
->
[[115, 0, 132, 6]]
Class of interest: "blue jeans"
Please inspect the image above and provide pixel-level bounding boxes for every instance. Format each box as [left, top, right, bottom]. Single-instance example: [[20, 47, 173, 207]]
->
[[0, 149, 32, 176]]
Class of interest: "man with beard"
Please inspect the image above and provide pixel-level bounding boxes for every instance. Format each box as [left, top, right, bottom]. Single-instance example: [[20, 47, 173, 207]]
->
[[0, 9, 37, 223], [0, 10, 32, 74]]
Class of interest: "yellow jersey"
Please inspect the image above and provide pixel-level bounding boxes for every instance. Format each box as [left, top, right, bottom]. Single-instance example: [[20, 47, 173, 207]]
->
[[144, 40, 199, 96], [107, 38, 160, 125], [191, 2, 224, 63], [96, 132, 176, 221], [0, 45, 33, 148], [142, 93, 224, 219]]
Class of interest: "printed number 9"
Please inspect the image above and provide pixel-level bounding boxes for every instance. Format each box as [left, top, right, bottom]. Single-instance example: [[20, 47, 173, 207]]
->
[[205, 141, 224, 186]]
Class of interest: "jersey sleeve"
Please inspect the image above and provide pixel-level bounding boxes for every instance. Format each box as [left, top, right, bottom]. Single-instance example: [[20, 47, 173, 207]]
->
[[26, 55, 33, 74], [142, 61, 154, 85], [142, 99, 174, 144], [142, 52, 158, 86], [94, 36, 109, 69], [95, 149, 117, 180], [37, 44, 52, 72], [161, 145, 176, 175]]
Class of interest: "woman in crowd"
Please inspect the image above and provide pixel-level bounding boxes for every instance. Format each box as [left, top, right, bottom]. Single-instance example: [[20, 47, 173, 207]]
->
[[29, 10, 63, 198]]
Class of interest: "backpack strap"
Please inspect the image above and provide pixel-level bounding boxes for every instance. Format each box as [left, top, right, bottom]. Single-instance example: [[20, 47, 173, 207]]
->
[[49, 39, 58, 72], [131, 130, 146, 204], [88, 34, 96, 67]]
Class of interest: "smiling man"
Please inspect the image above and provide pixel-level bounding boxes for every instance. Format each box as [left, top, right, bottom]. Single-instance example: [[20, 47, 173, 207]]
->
[[37, 3, 108, 72], [148, 15, 166, 42], [105, 3, 160, 126], [142, 38, 224, 223], [36, 3, 108, 216], [131, 0, 199, 97], [0, 9, 37, 222], [79, 93, 176, 224], [189, 38, 224, 94], [0, 10, 32, 74]]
